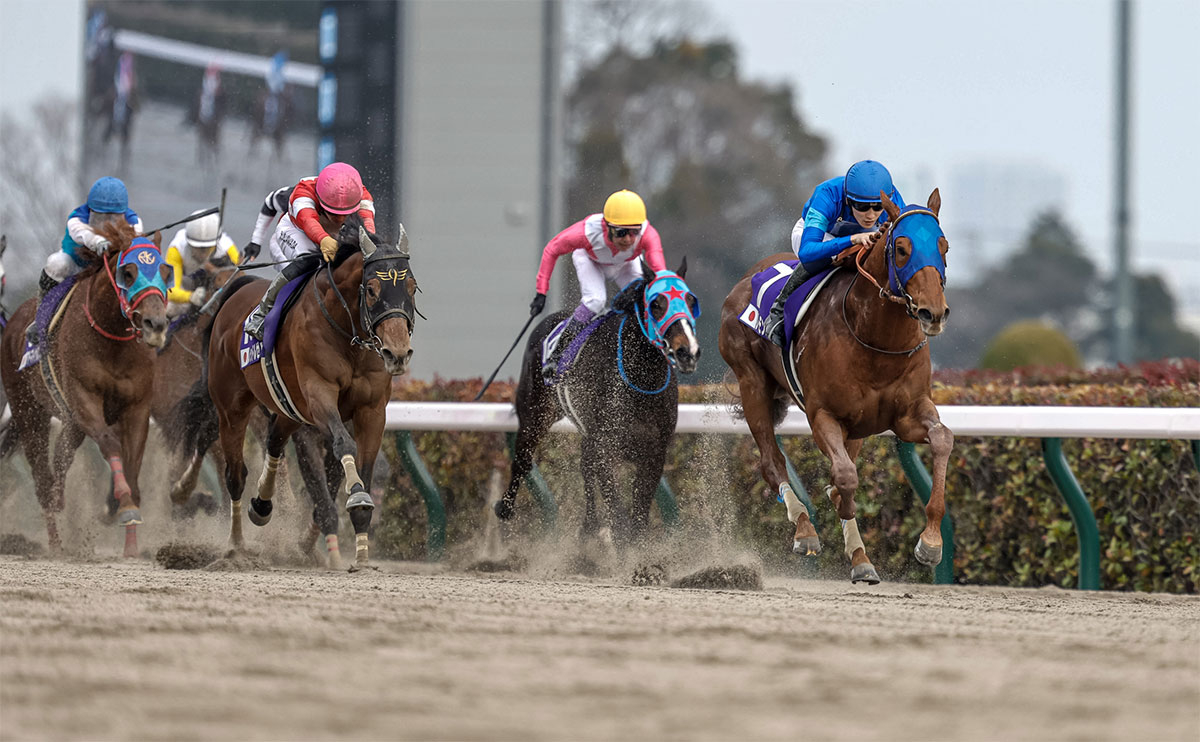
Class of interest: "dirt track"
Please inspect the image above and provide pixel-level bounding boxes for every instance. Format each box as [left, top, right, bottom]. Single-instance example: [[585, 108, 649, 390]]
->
[[1, 554, 1197, 741]]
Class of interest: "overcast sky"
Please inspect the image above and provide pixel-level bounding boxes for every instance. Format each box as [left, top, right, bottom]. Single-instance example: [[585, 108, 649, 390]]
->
[[2, 1, 1195, 288]]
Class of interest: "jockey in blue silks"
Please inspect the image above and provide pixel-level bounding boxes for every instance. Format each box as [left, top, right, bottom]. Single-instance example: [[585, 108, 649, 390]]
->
[[763, 160, 906, 345], [26, 176, 143, 345]]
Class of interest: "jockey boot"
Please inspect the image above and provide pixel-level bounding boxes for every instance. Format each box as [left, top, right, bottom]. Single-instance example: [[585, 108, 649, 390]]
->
[[244, 253, 320, 340], [541, 310, 592, 382], [24, 270, 60, 346], [764, 264, 811, 347]]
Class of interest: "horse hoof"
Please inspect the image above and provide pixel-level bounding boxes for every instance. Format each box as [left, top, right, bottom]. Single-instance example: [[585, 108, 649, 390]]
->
[[494, 500, 515, 521], [248, 497, 273, 526], [914, 538, 943, 566], [850, 563, 881, 585], [793, 536, 821, 556], [116, 509, 143, 527], [346, 491, 374, 512]]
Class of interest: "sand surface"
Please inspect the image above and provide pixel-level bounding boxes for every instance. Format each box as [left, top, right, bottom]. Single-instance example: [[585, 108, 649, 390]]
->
[[1, 553, 1197, 741]]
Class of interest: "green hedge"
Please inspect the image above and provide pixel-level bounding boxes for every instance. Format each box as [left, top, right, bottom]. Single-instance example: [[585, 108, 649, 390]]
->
[[376, 361, 1199, 592]]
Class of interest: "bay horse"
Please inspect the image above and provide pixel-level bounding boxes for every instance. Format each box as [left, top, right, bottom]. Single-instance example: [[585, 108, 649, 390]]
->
[[168, 222, 417, 569], [494, 260, 701, 546], [718, 190, 952, 584], [0, 222, 171, 556]]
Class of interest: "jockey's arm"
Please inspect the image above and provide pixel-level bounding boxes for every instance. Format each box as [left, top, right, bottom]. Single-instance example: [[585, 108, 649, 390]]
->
[[356, 186, 376, 234], [638, 224, 667, 272], [793, 210, 853, 273], [164, 244, 192, 304], [249, 186, 292, 247], [220, 234, 241, 265], [535, 221, 588, 295], [67, 212, 110, 252]]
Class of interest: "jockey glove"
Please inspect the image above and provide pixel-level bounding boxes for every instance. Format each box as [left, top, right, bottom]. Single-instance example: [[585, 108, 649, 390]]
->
[[89, 238, 111, 254], [319, 236, 338, 262], [529, 293, 546, 317], [243, 241, 261, 261]]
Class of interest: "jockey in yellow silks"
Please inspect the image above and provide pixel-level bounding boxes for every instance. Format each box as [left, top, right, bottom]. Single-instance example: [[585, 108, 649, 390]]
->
[[164, 210, 240, 317]]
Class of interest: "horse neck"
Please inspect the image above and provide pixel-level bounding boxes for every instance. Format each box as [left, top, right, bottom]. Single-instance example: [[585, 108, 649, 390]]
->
[[615, 300, 669, 385], [82, 260, 127, 329], [846, 241, 922, 350], [317, 254, 364, 335]]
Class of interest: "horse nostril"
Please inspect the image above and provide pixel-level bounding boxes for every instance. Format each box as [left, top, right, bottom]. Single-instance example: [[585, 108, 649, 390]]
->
[[918, 308, 933, 323], [944, 307, 951, 320], [404, 349, 413, 363], [380, 349, 396, 365]]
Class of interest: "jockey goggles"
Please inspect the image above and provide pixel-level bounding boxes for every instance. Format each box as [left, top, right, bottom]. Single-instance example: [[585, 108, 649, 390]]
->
[[609, 225, 642, 239], [849, 199, 884, 213]]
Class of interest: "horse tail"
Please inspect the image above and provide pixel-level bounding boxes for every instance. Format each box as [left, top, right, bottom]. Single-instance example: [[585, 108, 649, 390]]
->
[[163, 273, 257, 457], [723, 368, 788, 427]]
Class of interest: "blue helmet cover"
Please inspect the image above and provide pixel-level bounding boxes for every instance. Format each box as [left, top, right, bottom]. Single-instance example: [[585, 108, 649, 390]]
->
[[87, 176, 129, 213], [886, 207, 946, 295], [844, 160, 893, 202]]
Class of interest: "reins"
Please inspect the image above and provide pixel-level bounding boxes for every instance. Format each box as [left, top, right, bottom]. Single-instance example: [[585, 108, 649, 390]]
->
[[84, 248, 153, 342]]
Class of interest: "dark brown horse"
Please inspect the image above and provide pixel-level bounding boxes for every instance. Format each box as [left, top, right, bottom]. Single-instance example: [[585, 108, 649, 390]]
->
[[169, 223, 416, 569], [0, 223, 171, 556], [495, 261, 701, 547], [718, 190, 952, 583]]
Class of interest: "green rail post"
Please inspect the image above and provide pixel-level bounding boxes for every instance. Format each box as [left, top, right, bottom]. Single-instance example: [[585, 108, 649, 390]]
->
[[504, 433, 558, 527], [1191, 440, 1199, 473], [395, 431, 446, 561], [1041, 437, 1100, 591], [776, 436, 818, 523], [655, 477, 681, 527], [895, 440, 955, 585]]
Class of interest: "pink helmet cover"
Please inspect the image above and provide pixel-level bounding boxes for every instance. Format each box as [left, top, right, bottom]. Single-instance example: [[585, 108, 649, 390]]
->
[[316, 162, 363, 215]]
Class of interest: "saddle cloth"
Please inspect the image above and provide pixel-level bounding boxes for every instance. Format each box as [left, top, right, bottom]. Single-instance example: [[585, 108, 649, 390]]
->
[[18, 276, 78, 371], [738, 262, 836, 350], [238, 271, 312, 369], [540, 312, 609, 385]]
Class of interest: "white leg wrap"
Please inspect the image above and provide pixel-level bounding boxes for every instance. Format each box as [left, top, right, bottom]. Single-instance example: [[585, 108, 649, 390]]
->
[[842, 518, 866, 559], [341, 454, 364, 494], [780, 483, 806, 524], [355, 533, 369, 564], [257, 454, 283, 500], [325, 533, 339, 555]]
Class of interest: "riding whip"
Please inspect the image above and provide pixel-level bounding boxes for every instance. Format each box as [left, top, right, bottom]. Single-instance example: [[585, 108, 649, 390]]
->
[[146, 205, 220, 236], [473, 313, 539, 401], [215, 186, 227, 236]]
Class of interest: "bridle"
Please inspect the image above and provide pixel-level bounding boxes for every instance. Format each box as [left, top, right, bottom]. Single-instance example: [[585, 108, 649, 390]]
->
[[836, 206, 946, 357], [315, 250, 417, 360], [86, 241, 168, 342]]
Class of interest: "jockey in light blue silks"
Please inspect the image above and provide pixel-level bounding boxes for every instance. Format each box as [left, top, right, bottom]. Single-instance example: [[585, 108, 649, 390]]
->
[[26, 176, 143, 345], [763, 160, 906, 345]]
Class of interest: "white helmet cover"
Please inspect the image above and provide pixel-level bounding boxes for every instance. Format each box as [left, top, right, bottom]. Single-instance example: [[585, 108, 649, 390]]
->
[[185, 210, 220, 248]]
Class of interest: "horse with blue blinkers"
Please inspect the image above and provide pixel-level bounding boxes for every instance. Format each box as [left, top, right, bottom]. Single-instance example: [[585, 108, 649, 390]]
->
[[719, 190, 953, 583], [495, 260, 701, 546], [0, 222, 171, 556]]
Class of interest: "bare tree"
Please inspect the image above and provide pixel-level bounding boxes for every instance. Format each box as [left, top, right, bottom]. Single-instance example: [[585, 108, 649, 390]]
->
[[0, 97, 80, 298], [562, 0, 716, 84]]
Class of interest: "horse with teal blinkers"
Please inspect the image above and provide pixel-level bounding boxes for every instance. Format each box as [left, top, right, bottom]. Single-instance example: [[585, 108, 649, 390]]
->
[[0, 222, 171, 556], [495, 260, 701, 546]]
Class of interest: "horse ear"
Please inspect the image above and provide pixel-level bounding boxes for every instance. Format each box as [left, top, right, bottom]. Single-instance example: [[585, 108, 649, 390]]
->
[[151, 230, 162, 248], [358, 226, 377, 258], [927, 188, 941, 218], [395, 223, 410, 256], [641, 259, 656, 283], [881, 191, 900, 222], [675, 255, 687, 279]]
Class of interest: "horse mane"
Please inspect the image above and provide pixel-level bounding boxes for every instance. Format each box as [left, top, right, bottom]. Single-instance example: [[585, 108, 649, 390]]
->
[[611, 277, 647, 314], [73, 220, 140, 280]]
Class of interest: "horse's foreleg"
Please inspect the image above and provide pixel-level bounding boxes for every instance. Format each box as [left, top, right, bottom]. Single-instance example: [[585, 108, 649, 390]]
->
[[67, 392, 142, 551], [734, 366, 818, 554], [115, 404, 152, 557], [629, 442, 667, 545], [495, 375, 557, 521], [308, 393, 368, 571], [217, 411, 251, 550], [810, 409, 858, 520], [347, 406, 387, 569], [823, 439, 880, 584], [249, 415, 298, 528], [896, 399, 954, 566], [580, 435, 621, 553]]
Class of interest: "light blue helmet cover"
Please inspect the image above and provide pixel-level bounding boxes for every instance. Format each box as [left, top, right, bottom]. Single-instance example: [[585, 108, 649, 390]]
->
[[844, 160, 893, 202], [643, 271, 700, 343], [886, 207, 946, 295]]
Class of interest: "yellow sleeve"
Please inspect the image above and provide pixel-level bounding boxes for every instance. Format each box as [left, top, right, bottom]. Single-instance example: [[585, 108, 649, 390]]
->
[[226, 243, 241, 266], [165, 246, 191, 304]]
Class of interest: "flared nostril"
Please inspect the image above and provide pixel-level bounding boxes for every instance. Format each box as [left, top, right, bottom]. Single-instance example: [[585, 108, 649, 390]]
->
[[918, 308, 933, 323]]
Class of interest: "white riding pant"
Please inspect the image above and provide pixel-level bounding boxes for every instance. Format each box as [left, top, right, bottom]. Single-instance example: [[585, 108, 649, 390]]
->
[[268, 214, 318, 271], [572, 250, 643, 316], [46, 251, 85, 282]]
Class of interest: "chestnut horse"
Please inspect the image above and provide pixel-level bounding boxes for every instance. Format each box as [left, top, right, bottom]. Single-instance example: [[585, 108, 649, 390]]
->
[[169, 223, 416, 569], [495, 260, 701, 546], [718, 190, 952, 583], [0, 223, 171, 555]]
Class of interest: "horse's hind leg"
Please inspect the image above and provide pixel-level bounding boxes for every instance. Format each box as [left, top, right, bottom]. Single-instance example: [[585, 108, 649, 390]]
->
[[217, 405, 253, 550], [732, 364, 819, 555], [494, 373, 558, 522], [15, 408, 62, 551], [293, 427, 338, 568], [895, 398, 954, 567], [248, 414, 299, 528], [823, 439, 880, 585]]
